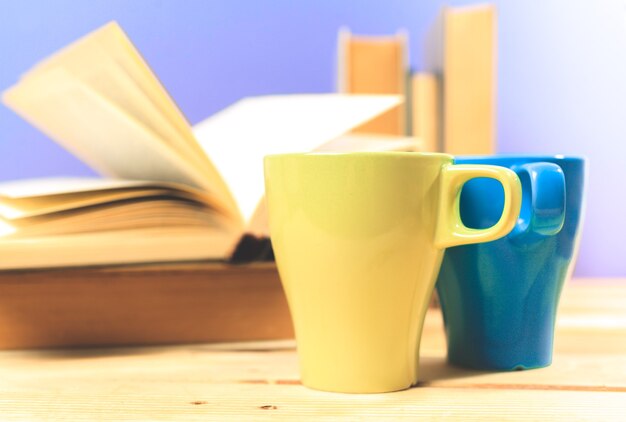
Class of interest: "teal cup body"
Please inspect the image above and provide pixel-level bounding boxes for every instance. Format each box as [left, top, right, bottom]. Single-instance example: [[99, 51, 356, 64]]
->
[[436, 156, 586, 370]]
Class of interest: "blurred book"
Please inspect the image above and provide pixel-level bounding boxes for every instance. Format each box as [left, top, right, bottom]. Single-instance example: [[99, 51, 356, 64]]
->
[[411, 73, 440, 152], [424, 4, 496, 154], [0, 262, 293, 349], [1, 22, 417, 270], [337, 28, 408, 136]]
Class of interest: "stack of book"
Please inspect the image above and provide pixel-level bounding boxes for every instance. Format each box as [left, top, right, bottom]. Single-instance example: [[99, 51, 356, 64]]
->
[[0, 4, 496, 349]]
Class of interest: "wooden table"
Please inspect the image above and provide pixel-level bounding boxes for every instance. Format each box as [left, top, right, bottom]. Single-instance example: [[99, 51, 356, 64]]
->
[[1, 279, 625, 420]]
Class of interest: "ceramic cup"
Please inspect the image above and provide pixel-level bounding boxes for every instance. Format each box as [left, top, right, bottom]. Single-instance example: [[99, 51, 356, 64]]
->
[[436, 155, 586, 371], [264, 152, 522, 393]]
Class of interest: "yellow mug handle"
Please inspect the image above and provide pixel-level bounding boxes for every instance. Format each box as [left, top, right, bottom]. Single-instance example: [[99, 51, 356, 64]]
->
[[435, 164, 522, 249]]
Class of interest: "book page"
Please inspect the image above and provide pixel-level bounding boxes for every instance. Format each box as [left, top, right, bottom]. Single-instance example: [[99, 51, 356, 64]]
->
[[0, 177, 229, 220], [5, 200, 224, 238], [25, 23, 196, 149], [3, 22, 238, 219], [0, 178, 147, 219], [22, 23, 216, 183], [193, 94, 401, 224], [0, 227, 238, 269], [0, 177, 155, 198], [2, 68, 239, 224]]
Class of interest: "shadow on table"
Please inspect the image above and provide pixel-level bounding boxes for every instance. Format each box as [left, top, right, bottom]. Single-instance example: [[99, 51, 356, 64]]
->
[[418, 355, 489, 383], [6, 344, 178, 360], [5, 339, 297, 361]]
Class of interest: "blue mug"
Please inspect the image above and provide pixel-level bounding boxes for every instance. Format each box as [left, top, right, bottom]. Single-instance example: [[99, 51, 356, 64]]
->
[[435, 156, 586, 370]]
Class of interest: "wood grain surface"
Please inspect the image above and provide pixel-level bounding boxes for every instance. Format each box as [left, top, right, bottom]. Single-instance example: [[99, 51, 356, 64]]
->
[[1, 279, 625, 420]]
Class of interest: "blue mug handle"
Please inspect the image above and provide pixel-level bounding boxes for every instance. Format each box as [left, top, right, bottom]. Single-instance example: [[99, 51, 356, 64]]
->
[[509, 162, 566, 243]]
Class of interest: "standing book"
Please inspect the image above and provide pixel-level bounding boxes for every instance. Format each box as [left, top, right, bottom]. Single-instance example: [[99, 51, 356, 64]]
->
[[337, 28, 408, 136], [424, 4, 496, 155], [411, 73, 440, 152]]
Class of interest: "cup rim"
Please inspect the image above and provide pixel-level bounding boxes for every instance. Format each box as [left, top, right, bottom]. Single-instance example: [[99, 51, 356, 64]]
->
[[455, 154, 585, 163], [264, 151, 454, 160]]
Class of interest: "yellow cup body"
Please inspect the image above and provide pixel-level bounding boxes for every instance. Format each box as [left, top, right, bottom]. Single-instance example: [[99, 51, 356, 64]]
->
[[264, 152, 521, 393]]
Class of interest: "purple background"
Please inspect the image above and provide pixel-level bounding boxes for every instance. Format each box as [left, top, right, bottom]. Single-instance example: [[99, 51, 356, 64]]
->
[[1, 0, 624, 276]]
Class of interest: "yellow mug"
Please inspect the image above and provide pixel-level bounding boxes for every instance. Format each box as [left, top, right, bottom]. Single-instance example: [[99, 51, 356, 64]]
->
[[264, 152, 522, 393]]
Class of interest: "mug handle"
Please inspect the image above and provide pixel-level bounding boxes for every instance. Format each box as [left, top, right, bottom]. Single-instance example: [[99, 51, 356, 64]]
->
[[435, 164, 522, 248], [509, 162, 566, 243]]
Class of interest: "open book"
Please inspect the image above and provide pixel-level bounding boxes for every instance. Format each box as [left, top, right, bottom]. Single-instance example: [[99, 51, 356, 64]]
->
[[1, 22, 417, 269]]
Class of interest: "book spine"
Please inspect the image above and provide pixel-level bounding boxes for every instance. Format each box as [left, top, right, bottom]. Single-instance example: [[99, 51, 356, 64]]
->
[[337, 29, 409, 136], [411, 73, 441, 152]]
